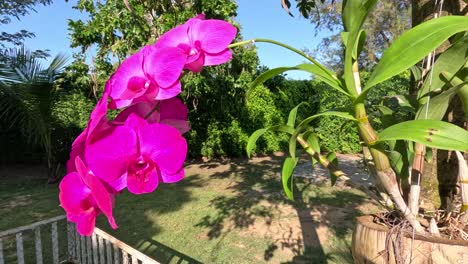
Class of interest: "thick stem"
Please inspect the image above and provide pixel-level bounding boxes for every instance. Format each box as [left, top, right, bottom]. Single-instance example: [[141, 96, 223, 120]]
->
[[296, 135, 345, 179], [408, 143, 426, 215], [355, 103, 425, 233]]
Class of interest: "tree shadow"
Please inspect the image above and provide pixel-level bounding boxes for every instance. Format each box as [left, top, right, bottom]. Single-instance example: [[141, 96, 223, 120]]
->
[[95, 175, 205, 263], [194, 155, 375, 263]]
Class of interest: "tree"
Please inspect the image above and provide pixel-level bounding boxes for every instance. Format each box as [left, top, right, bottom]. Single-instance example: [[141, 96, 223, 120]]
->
[[0, 0, 52, 60], [0, 46, 68, 178], [67, 0, 272, 157], [282, 0, 411, 70]]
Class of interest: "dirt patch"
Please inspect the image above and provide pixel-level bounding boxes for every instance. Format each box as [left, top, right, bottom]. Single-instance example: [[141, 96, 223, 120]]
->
[[0, 194, 33, 210]]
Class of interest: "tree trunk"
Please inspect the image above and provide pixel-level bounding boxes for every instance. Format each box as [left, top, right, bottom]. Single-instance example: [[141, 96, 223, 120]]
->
[[411, 0, 467, 211]]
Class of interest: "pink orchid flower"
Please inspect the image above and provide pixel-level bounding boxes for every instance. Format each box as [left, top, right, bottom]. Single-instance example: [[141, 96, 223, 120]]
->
[[155, 14, 237, 73], [107, 45, 186, 109], [59, 156, 118, 236], [114, 97, 190, 134], [85, 114, 187, 194], [66, 93, 111, 173]]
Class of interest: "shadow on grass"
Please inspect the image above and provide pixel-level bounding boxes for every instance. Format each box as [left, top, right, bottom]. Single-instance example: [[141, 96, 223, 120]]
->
[[134, 238, 202, 264], [94, 175, 206, 263], [195, 156, 370, 263]]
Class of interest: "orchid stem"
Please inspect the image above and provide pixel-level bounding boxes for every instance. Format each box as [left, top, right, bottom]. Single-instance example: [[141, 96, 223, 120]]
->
[[228, 38, 330, 74]]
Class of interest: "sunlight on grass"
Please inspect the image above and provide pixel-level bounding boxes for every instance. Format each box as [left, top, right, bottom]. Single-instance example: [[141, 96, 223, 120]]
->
[[0, 156, 380, 263]]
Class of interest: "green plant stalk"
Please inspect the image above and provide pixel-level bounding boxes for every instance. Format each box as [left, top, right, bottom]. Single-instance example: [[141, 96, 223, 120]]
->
[[228, 38, 331, 75], [352, 68, 424, 233], [296, 135, 345, 179]]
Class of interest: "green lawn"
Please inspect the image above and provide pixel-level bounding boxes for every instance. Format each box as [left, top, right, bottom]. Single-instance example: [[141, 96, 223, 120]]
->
[[0, 155, 380, 263]]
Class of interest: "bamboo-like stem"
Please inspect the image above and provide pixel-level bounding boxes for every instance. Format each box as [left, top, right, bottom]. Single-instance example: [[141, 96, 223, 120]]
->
[[296, 135, 346, 179], [429, 218, 440, 236], [455, 151, 468, 224], [353, 86, 424, 233], [408, 143, 426, 215]]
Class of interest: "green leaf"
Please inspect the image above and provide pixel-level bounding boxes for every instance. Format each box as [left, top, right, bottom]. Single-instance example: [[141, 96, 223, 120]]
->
[[377, 120, 468, 151], [341, 30, 366, 60], [246, 125, 295, 157], [287, 102, 308, 127], [342, 0, 378, 33], [248, 67, 291, 94], [326, 152, 339, 185], [289, 110, 356, 159], [409, 65, 423, 82], [247, 64, 347, 98], [282, 157, 298, 200], [364, 16, 468, 94], [295, 64, 345, 95], [387, 141, 411, 179], [304, 130, 320, 166], [415, 80, 468, 121], [418, 34, 468, 101]]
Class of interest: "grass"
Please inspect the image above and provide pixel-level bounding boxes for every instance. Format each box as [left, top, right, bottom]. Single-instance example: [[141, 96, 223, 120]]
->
[[0, 155, 380, 263]]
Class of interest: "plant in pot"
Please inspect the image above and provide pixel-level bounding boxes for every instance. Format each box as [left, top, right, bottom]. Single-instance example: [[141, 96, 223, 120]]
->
[[57, 1, 467, 262], [232, 0, 468, 262]]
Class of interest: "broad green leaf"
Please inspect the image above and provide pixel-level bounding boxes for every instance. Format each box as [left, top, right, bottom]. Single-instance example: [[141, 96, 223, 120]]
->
[[289, 110, 356, 159], [282, 157, 298, 200], [247, 65, 347, 98], [341, 30, 367, 60], [304, 130, 320, 166], [246, 125, 294, 157], [342, 0, 377, 96], [248, 67, 291, 97], [376, 105, 398, 129], [364, 16, 468, 94], [387, 141, 411, 179], [326, 152, 339, 186], [415, 80, 468, 120], [377, 120, 468, 151], [295, 64, 345, 94], [287, 102, 308, 127], [409, 65, 423, 82], [342, 0, 378, 34], [418, 35, 468, 101]]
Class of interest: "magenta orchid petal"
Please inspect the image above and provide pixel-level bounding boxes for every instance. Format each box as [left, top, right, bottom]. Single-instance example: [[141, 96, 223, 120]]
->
[[106, 174, 127, 192], [87, 93, 109, 140], [66, 130, 86, 172], [160, 97, 188, 121], [126, 167, 159, 194], [190, 19, 237, 54], [59, 172, 90, 216], [76, 209, 97, 236], [160, 168, 185, 183], [139, 123, 187, 174], [185, 53, 205, 73], [115, 101, 160, 124], [108, 51, 145, 100], [75, 157, 118, 229], [144, 46, 186, 89], [85, 125, 137, 183], [155, 81, 182, 100], [155, 24, 190, 51], [160, 119, 191, 134], [204, 49, 233, 66]]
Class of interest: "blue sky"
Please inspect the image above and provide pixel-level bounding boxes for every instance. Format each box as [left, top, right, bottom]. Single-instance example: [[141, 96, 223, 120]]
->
[[3, 0, 331, 79]]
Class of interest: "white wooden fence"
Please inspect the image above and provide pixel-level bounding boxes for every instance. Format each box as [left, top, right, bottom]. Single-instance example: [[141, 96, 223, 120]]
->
[[0, 215, 160, 264]]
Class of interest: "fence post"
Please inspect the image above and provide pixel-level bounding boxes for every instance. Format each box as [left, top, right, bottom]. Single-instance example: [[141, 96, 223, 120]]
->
[[16, 232, 25, 264], [34, 227, 43, 264], [0, 237, 4, 264], [51, 222, 59, 264]]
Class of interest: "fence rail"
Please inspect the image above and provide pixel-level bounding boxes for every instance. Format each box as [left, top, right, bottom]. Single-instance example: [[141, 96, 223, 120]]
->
[[0, 215, 160, 264]]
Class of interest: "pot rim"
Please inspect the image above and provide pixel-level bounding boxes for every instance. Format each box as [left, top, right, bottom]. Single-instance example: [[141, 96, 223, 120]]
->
[[356, 215, 468, 247]]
